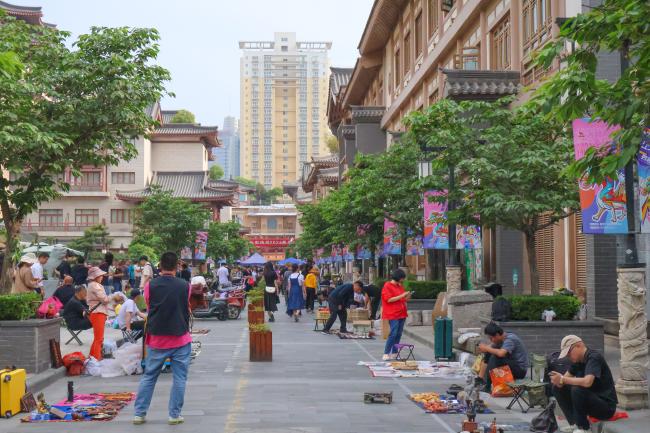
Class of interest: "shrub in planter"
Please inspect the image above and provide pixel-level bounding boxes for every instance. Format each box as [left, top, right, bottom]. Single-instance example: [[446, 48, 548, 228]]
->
[[405, 280, 446, 299], [249, 323, 272, 362], [501, 295, 581, 321], [0, 293, 41, 320]]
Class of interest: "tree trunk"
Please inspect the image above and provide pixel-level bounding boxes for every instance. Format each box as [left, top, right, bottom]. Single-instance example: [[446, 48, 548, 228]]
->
[[0, 218, 19, 295], [524, 230, 540, 296]]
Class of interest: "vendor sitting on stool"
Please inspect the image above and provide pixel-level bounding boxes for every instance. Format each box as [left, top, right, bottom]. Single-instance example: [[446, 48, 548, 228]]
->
[[477, 322, 529, 386], [117, 289, 147, 338], [549, 335, 617, 433], [62, 285, 92, 331]]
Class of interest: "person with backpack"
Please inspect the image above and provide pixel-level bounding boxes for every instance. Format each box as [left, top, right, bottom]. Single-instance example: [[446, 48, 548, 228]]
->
[[477, 322, 530, 387]]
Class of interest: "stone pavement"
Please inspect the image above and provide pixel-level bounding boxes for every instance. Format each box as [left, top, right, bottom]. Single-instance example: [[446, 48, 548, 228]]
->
[[403, 324, 650, 433], [1, 302, 648, 433]]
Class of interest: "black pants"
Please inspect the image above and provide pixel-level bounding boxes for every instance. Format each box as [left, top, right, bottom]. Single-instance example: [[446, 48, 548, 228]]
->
[[323, 301, 347, 333], [552, 385, 615, 430], [369, 296, 380, 320], [483, 352, 528, 380], [305, 287, 316, 311], [68, 317, 92, 331]]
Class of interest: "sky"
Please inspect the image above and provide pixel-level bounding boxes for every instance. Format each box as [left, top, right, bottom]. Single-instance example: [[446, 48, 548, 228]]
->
[[19, 0, 374, 128]]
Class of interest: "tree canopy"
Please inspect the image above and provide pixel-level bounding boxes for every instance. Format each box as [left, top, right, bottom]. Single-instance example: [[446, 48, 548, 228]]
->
[[533, 0, 650, 180], [0, 15, 170, 293], [209, 164, 224, 180], [132, 187, 210, 254], [169, 109, 196, 124], [67, 224, 112, 259], [206, 221, 253, 263]]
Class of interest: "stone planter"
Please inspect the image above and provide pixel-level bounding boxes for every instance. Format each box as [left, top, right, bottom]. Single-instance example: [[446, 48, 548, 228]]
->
[[407, 299, 436, 311], [480, 318, 605, 356], [249, 331, 272, 362], [247, 305, 264, 325], [0, 318, 62, 374]]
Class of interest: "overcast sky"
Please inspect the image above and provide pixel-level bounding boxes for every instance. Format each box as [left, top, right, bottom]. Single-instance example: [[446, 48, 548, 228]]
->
[[17, 0, 373, 127]]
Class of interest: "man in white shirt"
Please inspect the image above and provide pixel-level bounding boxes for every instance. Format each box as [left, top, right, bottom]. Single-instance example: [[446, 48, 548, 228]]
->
[[217, 263, 230, 289], [30, 252, 49, 294], [117, 289, 147, 333], [139, 256, 153, 289]]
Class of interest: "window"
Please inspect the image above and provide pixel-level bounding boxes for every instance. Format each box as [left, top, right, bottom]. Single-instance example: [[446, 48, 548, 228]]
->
[[428, 0, 439, 37], [415, 12, 423, 58], [110, 209, 133, 224], [394, 48, 401, 87], [404, 32, 411, 75], [523, 0, 552, 55], [454, 47, 480, 70], [111, 172, 135, 184], [281, 46, 288, 52], [39, 209, 62, 226], [491, 16, 511, 70], [267, 217, 277, 230], [71, 170, 101, 189], [75, 209, 99, 226]]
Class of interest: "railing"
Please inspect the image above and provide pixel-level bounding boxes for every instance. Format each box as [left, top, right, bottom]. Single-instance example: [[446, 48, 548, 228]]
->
[[22, 222, 100, 233], [68, 183, 104, 192]]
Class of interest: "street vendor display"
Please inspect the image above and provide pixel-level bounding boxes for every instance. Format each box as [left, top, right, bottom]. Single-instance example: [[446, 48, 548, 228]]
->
[[357, 360, 468, 379], [22, 392, 135, 422], [408, 391, 493, 415]]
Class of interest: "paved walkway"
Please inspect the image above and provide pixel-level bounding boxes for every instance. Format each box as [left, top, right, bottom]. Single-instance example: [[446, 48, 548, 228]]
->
[[2, 302, 649, 432]]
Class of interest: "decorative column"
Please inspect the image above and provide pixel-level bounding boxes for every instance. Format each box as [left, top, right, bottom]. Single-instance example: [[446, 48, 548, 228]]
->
[[446, 265, 462, 295], [616, 267, 650, 409]]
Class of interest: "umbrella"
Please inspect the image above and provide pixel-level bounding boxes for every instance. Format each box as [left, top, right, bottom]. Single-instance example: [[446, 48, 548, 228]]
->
[[240, 253, 267, 266], [279, 257, 304, 266]]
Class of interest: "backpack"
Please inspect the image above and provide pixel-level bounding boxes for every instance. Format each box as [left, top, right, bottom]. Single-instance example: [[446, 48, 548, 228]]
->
[[491, 297, 512, 322]]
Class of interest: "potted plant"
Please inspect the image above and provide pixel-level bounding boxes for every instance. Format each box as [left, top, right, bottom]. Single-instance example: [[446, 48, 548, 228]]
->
[[249, 323, 272, 362], [247, 304, 264, 325]]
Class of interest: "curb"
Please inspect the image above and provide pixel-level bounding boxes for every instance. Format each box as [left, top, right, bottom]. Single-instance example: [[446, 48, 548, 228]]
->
[[403, 327, 434, 350], [27, 367, 66, 393]]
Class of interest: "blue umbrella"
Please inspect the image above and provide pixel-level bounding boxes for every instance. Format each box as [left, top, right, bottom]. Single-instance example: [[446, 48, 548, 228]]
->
[[240, 253, 267, 266]]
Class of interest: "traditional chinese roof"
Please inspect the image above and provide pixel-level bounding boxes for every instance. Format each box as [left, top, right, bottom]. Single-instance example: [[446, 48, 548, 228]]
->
[[152, 124, 220, 148], [161, 110, 179, 124], [329, 67, 354, 103], [116, 171, 234, 204], [350, 105, 385, 124], [311, 154, 339, 167], [0, 1, 55, 27], [442, 70, 521, 101], [302, 155, 340, 192], [318, 167, 339, 184]]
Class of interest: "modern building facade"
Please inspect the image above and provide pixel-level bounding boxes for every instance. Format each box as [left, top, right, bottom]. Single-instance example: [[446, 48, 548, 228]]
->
[[212, 116, 240, 180], [328, 0, 634, 320], [239, 32, 332, 188], [22, 103, 237, 249]]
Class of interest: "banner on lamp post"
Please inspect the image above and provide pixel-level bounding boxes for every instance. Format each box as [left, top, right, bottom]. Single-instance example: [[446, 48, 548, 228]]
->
[[423, 191, 481, 249], [638, 129, 650, 233], [572, 118, 627, 234], [383, 219, 401, 255]]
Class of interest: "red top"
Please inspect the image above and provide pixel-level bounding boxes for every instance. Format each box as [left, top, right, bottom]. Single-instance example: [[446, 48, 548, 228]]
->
[[381, 280, 408, 320]]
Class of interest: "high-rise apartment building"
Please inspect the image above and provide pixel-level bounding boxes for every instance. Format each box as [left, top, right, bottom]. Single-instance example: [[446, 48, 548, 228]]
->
[[239, 32, 332, 188], [213, 116, 240, 179]]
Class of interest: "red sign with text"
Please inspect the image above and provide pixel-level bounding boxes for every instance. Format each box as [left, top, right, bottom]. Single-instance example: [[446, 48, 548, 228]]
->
[[248, 236, 294, 252]]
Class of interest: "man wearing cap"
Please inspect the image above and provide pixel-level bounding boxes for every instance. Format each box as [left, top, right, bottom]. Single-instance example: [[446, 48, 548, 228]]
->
[[13, 253, 39, 294], [549, 335, 617, 433]]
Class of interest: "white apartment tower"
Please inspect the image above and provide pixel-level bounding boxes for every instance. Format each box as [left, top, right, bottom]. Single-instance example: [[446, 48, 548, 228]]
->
[[239, 32, 332, 188]]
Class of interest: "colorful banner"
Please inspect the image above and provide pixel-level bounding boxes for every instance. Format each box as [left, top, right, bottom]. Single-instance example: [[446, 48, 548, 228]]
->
[[193, 231, 208, 261], [573, 118, 627, 234], [180, 246, 192, 261], [405, 236, 424, 256], [638, 129, 650, 233], [356, 246, 372, 260], [383, 219, 401, 255], [423, 191, 481, 249]]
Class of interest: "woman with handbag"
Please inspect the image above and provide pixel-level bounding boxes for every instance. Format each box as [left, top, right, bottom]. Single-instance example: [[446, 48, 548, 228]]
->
[[86, 266, 110, 360], [262, 262, 279, 322]]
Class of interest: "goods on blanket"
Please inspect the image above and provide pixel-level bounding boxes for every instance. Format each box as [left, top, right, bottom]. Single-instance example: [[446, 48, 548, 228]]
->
[[489, 365, 515, 397], [410, 392, 441, 404], [363, 392, 392, 404], [23, 392, 135, 423], [390, 360, 419, 370]]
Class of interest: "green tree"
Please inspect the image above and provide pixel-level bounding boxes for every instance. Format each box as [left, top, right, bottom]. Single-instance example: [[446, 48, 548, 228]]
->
[[0, 16, 169, 293], [127, 242, 158, 265], [325, 134, 339, 153], [170, 109, 195, 124], [209, 164, 224, 180], [132, 187, 210, 254], [405, 99, 579, 294], [533, 0, 650, 180], [68, 224, 112, 257], [233, 177, 257, 188], [206, 221, 253, 262]]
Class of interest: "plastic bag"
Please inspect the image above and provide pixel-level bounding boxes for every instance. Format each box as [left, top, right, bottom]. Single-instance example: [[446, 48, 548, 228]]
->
[[103, 339, 118, 357], [84, 357, 102, 377], [62, 351, 86, 376], [530, 399, 558, 432], [99, 359, 124, 378], [489, 365, 515, 397], [37, 296, 63, 318]]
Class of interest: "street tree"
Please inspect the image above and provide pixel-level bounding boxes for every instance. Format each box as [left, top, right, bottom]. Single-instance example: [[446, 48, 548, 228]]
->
[[206, 221, 253, 263], [533, 0, 650, 180], [209, 164, 224, 180], [0, 16, 170, 293], [68, 224, 112, 259], [405, 99, 579, 294], [325, 134, 339, 153], [132, 187, 210, 254], [170, 109, 195, 124]]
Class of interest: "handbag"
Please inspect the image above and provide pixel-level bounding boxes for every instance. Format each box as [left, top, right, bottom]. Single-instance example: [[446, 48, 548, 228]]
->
[[37, 296, 63, 318], [489, 365, 515, 397], [265, 286, 276, 294], [530, 399, 558, 432]]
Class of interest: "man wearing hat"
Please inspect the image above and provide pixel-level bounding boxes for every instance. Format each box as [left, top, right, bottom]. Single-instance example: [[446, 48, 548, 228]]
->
[[549, 335, 617, 433], [13, 253, 40, 294]]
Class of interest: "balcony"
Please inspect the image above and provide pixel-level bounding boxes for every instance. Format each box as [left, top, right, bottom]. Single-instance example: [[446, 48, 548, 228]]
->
[[22, 222, 100, 234]]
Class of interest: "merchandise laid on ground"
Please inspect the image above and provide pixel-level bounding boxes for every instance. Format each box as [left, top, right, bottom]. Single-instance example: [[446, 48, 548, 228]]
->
[[408, 392, 494, 414], [190, 329, 211, 335], [22, 392, 135, 422], [357, 360, 469, 378], [334, 330, 374, 340]]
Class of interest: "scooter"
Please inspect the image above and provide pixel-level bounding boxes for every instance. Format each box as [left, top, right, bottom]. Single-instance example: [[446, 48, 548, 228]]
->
[[192, 291, 229, 321], [221, 286, 246, 320]]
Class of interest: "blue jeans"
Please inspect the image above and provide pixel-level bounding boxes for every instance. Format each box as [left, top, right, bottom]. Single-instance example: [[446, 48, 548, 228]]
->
[[384, 318, 406, 355], [134, 343, 191, 418]]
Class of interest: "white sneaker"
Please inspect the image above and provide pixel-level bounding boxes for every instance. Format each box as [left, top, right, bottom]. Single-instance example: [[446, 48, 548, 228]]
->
[[389, 353, 398, 360], [572, 429, 588, 433], [382, 354, 391, 361], [169, 416, 184, 425], [560, 425, 576, 433], [133, 415, 146, 425]]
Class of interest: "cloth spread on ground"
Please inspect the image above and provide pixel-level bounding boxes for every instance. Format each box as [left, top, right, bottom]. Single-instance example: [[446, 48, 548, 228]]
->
[[358, 361, 469, 379], [408, 393, 494, 414], [336, 332, 374, 340], [21, 393, 135, 422]]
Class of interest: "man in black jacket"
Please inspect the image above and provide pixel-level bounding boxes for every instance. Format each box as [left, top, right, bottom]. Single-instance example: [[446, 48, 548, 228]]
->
[[62, 286, 92, 330]]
